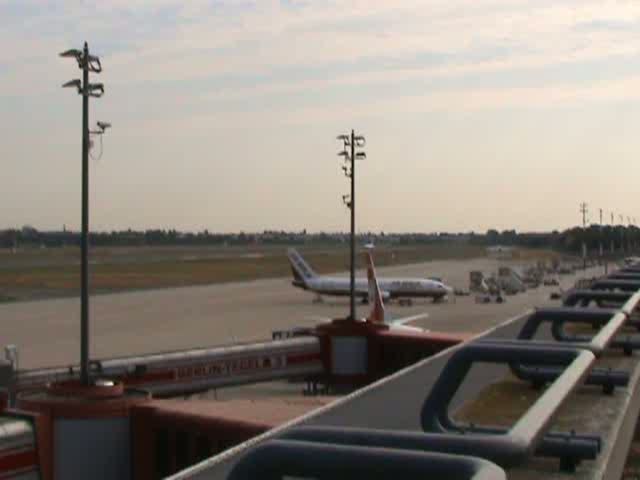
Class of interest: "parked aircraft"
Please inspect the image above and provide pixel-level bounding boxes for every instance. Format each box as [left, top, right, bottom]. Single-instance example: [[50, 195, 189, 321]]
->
[[287, 248, 452, 303], [298, 252, 430, 334], [364, 251, 429, 332]]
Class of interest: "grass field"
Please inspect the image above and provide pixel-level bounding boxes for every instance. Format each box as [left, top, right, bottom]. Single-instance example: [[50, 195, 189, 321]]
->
[[0, 243, 558, 302]]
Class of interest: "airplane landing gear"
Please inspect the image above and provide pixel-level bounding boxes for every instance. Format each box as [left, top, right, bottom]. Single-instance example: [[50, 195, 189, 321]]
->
[[398, 298, 413, 307]]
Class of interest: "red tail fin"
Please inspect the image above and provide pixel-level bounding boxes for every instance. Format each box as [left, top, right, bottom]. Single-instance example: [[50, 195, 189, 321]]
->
[[366, 252, 385, 324]]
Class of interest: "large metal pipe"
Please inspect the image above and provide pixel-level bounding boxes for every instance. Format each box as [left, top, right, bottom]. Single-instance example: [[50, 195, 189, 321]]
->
[[514, 307, 638, 355], [591, 279, 640, 292], [562, 289, 633, 308], [228, 439, 507, 480], [419, 342, 599, 470]]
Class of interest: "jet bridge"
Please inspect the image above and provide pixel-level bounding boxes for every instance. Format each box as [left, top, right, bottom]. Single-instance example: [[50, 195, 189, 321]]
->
[[0, 337, 324, 406]]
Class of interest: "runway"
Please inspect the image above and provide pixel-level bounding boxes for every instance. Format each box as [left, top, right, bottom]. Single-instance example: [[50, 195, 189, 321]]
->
[[0, 256, 598, 369]]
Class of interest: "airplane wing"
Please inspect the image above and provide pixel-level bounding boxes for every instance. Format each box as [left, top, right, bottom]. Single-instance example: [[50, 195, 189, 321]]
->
[[388, 312, 429, 327], [305, 315, 332, 324]]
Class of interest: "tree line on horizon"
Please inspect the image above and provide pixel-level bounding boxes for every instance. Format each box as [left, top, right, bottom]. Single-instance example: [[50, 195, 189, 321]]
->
[[1, 225, 638, 255]]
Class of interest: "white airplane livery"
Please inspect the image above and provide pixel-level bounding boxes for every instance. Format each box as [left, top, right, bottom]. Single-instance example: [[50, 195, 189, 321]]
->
[[302, 251, 431, 333], [287, 248, 453, 302], [364, 251, 429, 332]]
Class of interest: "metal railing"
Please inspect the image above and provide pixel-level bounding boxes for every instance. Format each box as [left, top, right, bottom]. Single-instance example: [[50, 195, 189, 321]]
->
[[225, 263, 640, 478], [563, 289, 634, 308], [228, 439, 507, 480], [591, 279, 640, 292]]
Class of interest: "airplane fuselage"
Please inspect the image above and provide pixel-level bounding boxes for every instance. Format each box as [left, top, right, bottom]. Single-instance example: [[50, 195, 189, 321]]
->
[[292, 275, 451, 300]]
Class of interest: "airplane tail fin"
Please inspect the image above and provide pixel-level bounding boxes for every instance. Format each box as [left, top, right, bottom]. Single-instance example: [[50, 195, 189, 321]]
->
[[365, 252, 386, 324], [287, 248, 317, 287]]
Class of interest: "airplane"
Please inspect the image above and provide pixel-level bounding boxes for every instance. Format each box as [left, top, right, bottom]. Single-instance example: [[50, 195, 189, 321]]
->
[[298, 252, 430, 334], [287, 248, 453, 303], [363, 251, 429, 333]]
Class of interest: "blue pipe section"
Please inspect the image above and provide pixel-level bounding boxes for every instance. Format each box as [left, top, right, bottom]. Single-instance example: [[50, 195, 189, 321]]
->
[[562, 289, 632, 308], [419, 342, 599, 470], [591, 279, 640, 292], [228, 439, 507, 480], [516, 307, 639, 357]]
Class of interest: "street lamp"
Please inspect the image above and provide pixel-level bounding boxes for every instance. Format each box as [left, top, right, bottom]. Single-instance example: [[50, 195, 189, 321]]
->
[[620, 214, 625, 255], [611, 212, 615, 254], [599, 208, 606, 274], [60, 42, 107, 386], [579, 202, 588, 270], [337, 130, 366, 321]]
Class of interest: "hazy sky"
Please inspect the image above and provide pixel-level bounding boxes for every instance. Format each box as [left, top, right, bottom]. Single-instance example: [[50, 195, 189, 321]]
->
[[2, 1, 640, 233]]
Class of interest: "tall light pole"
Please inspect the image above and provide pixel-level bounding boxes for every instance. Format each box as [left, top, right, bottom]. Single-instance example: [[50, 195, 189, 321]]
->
[[620, 214, 625, 255], [599, 208, 606, 274], [580, 202, 588, 270], [60, 42, 106, 386], [337, 131, 366, 321], [611, 212, 615, 254]]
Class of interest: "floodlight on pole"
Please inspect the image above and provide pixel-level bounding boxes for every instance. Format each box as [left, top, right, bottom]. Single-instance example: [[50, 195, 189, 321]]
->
[[60, 41, 105, 387], [62, 79, 82, 94], [87, 83, 104, 97], [59, 48, 82, 58], [336, 129, 366, 321], [62, 79, 81, 88], [87, 55, 102, 73]]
